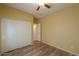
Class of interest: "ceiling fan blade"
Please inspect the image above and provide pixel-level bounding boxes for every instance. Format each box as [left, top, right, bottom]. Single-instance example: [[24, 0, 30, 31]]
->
[[36, 6, 40, 11], [44, 4, 51, 8]]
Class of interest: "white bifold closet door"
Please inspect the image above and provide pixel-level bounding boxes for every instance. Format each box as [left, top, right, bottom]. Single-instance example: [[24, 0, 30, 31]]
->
[[1, 19, 32, 52]]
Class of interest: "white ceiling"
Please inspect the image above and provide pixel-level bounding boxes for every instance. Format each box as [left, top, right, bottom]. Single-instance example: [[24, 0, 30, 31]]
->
[[5, 3, 74, 19]]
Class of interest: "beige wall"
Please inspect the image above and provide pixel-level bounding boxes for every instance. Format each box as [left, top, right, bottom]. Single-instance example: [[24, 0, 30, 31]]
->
[[0, 20, 1, 52], [0, 4, 33, 22], [40, 4, 79, 55], [0, 4, 33, 53], [33, 17, 39, 24]]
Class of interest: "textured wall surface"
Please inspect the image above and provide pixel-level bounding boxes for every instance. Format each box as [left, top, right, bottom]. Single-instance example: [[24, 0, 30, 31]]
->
[[40, 4, 79, 55]]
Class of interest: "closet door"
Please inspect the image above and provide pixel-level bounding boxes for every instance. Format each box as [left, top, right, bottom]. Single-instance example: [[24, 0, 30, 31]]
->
[[1, 19, 32, 52]]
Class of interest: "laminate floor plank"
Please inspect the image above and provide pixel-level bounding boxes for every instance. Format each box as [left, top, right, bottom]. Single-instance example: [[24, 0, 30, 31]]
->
[[2, 41, 75, 56]]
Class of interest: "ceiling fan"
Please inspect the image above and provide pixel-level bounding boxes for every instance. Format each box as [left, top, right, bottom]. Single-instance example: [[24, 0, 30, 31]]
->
[[36, 3, 51, 11]]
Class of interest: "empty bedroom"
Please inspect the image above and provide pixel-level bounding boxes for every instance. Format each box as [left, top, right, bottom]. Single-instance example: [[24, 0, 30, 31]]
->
[[0, 3, 79, 56]]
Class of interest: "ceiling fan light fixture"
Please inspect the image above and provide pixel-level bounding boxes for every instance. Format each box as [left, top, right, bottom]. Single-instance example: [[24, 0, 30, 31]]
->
[[38, 3, 44, 6], [36, 3, 51, 11]]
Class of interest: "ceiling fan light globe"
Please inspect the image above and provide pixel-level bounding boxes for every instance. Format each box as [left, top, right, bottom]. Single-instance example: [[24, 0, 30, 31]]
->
[[38, 3, 44, 7]]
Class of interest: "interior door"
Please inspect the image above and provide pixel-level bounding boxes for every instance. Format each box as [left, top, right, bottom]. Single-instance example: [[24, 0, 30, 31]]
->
[[1, 19, 32, 52]]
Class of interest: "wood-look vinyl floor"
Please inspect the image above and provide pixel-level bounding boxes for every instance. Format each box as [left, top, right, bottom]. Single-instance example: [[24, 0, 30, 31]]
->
[[2, 41, 75, 56]]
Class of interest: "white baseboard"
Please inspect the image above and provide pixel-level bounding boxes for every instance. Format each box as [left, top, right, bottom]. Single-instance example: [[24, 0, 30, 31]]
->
[[42, 41, 79, 56]]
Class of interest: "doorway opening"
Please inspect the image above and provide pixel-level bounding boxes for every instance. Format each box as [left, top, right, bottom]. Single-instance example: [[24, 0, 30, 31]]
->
[[33, 23, 41, 43]]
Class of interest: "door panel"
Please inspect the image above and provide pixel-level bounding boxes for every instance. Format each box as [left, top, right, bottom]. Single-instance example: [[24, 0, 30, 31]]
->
[[1, 19, 32, 52]]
